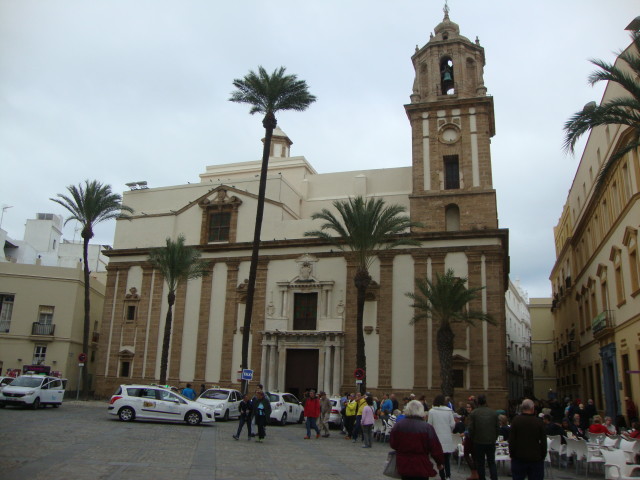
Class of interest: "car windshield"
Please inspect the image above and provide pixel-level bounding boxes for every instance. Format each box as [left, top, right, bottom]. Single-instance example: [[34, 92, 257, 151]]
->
[[266, 393, 280, 402], [10, 377, 44, 388], [200, 389, 229, 400]]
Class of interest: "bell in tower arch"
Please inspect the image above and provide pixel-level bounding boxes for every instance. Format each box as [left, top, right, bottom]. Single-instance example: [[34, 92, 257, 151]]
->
[[440, 57, 455, 95]]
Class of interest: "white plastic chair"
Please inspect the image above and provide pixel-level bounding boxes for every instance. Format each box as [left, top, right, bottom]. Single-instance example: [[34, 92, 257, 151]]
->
[[604, 436, 620, 449], [548, 435, 566, 467], [620, 438, 640, 464], [585, 444, 605, 477], [457, 441, 466, 471], [601, 448, 640, 480], [451, 433, 463, 466], [587, 432, 606, 444], [495, 443, 511, 474], [571, 438, 589, 474]]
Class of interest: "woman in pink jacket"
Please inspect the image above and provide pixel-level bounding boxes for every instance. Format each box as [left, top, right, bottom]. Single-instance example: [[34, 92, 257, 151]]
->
[[361, 395, 376, 448]]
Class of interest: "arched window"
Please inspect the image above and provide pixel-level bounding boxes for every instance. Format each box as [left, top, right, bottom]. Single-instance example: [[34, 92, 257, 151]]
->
[[445, 204, 460, 231], [440, 57, 455, 95]]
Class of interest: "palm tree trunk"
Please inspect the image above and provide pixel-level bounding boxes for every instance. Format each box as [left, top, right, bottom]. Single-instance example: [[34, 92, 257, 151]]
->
[[437, 323, 455, 397], [240, 110, 277, 395], [354, 268, 371, 393], [159, 291, 176, 385], [81, 235, 90, 399]]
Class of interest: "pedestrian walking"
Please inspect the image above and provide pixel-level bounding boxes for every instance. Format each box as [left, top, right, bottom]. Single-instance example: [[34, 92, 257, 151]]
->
[[233, 394, 253, 440], [181, 383, 196, 400], [468, 394, 499, 480], [318, 391, 331, 437], [352, 392, 366, 442], [345, 393, 357, 439], [428, 394, 456, 480], [390, 400, 444, 480], [252, 390, 271, 442], [303, 390, 321, 439], [508, 399, 547, 480], [361, 395, 375, 448]]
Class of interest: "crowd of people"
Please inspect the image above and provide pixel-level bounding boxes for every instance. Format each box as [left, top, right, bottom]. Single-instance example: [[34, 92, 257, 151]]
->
[[176, 382, 639, 480]]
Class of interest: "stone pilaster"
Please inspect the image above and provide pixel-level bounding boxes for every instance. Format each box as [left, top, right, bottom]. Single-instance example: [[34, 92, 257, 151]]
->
[[249, 260, 269, 388], [428, 253, 446, 393], [168, 281, 188, 384], [132, 266, 154, 380], [144, 270, 165, 382], [412, 252, 429, 391], [95, 265, 120, 392], [194, 261, 216, 385], [340, 259, 357, 392], [219, 261, 239, 384], [377, 253, 395, 391]]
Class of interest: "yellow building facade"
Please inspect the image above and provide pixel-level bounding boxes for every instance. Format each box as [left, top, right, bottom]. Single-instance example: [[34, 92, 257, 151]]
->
[[0, 262, 105, 391], [550, 39, 640, 421]]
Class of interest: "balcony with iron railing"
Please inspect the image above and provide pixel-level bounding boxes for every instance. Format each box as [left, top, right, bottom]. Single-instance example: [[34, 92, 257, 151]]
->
[[592, 310, 615, 338], [31, 322, 55, 336], [0, 321, 10, 333]]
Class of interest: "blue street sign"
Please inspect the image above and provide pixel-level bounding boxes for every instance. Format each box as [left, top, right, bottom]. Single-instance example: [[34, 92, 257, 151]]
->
[[241, 369, 254, 381]]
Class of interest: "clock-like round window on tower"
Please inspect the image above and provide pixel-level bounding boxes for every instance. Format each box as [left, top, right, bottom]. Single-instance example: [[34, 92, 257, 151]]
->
[[438, 125, 460, 144]]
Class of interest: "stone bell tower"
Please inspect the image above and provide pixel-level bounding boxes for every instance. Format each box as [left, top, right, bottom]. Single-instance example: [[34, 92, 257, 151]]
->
[[406, 7, 498, 233]]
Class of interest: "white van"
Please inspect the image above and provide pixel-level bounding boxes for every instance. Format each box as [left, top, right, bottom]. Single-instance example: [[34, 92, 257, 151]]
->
[[0, 375, 65, 409]]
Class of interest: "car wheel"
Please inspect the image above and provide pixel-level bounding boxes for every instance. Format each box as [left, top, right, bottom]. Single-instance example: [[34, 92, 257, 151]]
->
[[280, 412, 287, 426], [32, 398, 40, 410], [298, 412, 304, 424], [0, 403, 5, 408], [223, 409, 229, 421], [52, 404, 59, 408], [185, 410, 202, 426], [118, 406, 135, 422]]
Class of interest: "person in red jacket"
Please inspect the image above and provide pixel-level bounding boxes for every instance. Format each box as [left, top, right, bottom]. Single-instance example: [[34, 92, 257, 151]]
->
[[304, 390, 322, 439], [391, 400, 444, 480], [588, 415, 610, 435]]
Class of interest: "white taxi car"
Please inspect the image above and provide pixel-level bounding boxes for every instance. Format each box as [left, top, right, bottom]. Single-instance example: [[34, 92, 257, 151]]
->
[[0, 376, 14, 392], [266, 392, 304, 425], [196, 387, 242, 421], [108, 384, 215, 425], [0, 375, 65, 409]]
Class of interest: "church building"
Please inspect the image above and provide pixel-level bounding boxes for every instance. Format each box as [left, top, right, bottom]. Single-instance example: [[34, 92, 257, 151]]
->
[[95, 12, 510, 405]]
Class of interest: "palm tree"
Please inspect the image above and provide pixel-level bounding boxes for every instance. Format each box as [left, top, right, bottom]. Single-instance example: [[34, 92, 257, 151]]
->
[[51, 180, 133, 398], [405, 269, 494, 397], [564, 32, 640, 192], [305, 196, 421, 393], [230, 66, 316, 393], [148, 235, 210, 385]]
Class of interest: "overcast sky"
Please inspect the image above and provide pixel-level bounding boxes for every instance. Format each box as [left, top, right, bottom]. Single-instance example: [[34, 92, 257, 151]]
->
[[0, 0, 637, 298]]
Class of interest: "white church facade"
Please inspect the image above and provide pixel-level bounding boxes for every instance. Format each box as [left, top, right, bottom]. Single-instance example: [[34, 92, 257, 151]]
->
[[95, 12, 510, 404]]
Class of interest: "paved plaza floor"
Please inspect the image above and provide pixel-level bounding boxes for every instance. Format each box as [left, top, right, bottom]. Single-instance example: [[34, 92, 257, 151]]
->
[[0, 400, 601, 480]]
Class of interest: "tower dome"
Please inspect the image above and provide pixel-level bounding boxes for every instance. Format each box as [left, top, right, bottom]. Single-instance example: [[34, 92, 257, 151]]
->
[[433, 10, 460, 41]]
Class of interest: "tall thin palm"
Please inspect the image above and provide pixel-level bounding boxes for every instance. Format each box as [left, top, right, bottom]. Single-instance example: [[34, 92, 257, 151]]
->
[[305, 196, 421, 393], [230, 66, 316, 393], [51, 180, 133, 398], [564, 32, 640, 192], [148, 235, 210, 385], [406, 269, 493, 397]]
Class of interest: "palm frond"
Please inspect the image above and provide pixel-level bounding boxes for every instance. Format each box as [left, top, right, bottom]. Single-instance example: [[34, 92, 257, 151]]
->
[[406, 269, 493, 328], [148, 235, 210, 293], [230, 66, 316, 116], [304, 196, 421, 270], [564, 32, 640, 156], [50, 180, 133, 239]]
